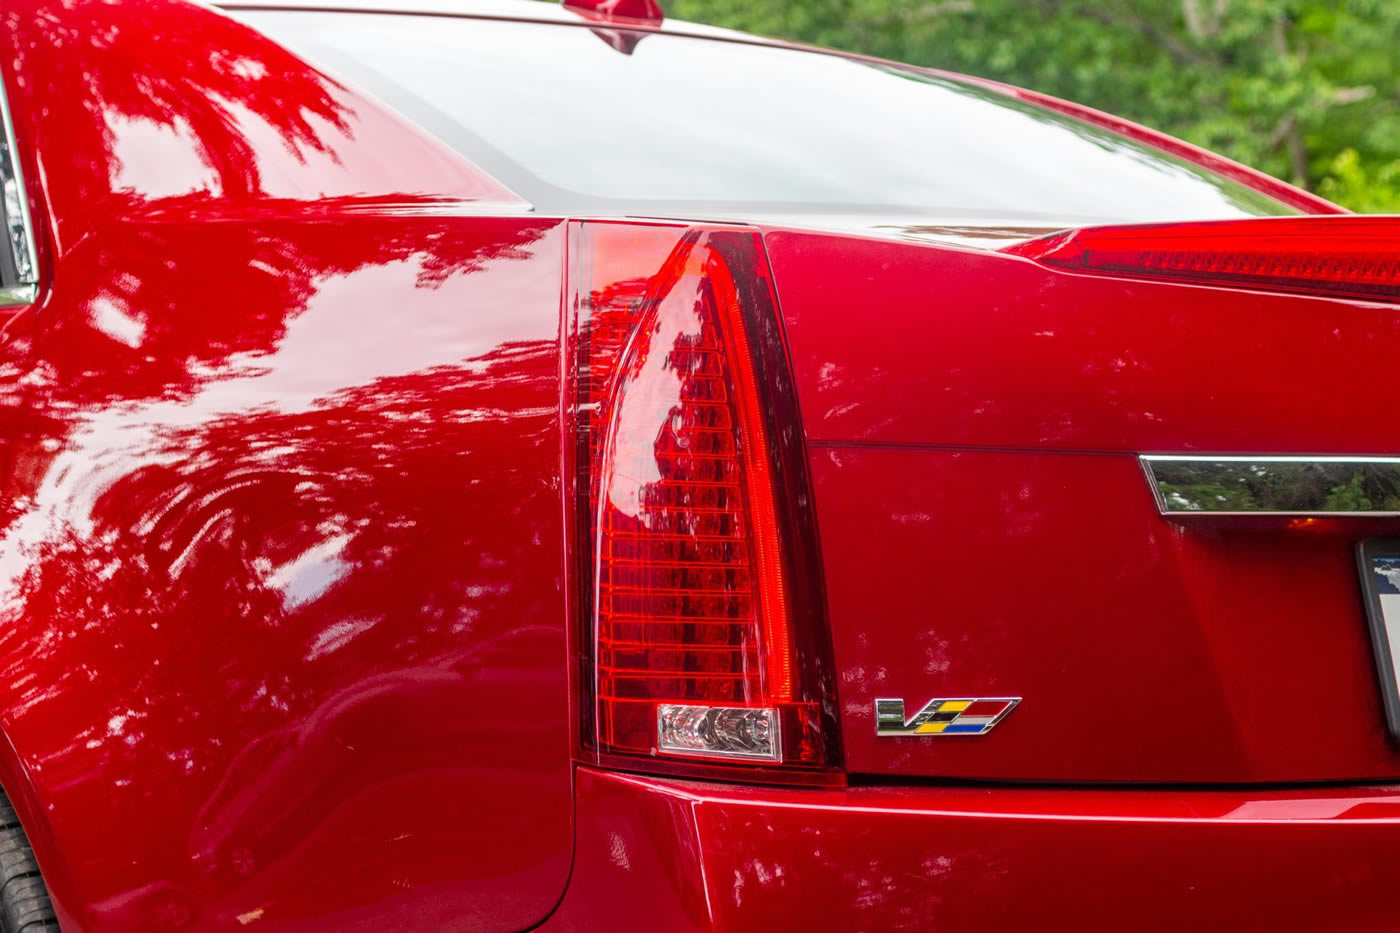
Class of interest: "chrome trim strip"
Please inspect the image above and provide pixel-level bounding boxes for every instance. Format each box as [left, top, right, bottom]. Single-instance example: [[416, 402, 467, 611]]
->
[[0, 284, 35, 308], [0, 76, 35, 297], [1141, 455, 1400, 516], [1356, 540, 1400, 740]]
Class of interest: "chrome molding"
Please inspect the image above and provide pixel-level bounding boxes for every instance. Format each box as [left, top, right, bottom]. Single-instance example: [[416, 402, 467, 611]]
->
[[0, 76, 35, 302], [0, 284, 35, 308], [1141, 455, 1400, 517]]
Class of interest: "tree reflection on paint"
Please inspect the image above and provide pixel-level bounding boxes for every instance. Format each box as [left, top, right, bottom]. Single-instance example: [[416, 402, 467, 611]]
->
[[0, 216, 571, 928]]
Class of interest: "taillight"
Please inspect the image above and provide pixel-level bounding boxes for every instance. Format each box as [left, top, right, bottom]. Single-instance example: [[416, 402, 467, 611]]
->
[[569, 221, 839, 780], [1005, 216, 1400, 303]]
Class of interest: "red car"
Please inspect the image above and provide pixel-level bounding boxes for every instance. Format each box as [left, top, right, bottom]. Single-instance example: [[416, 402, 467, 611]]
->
[[1, 0, 1399, 929]]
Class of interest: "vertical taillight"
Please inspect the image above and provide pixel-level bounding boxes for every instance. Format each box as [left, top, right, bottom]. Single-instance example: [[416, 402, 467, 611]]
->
[[570, 221, 839, 779]]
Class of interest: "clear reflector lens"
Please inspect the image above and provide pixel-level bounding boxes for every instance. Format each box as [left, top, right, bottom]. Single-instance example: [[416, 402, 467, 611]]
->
[[657, 704, 779, 761]]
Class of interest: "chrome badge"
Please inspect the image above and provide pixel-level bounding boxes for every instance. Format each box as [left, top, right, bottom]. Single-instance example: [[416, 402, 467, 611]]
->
[[875, 697, 1020, 736]]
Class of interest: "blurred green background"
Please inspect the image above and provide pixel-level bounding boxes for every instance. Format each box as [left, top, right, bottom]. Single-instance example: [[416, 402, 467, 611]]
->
[[668, 0, 1400, 211]]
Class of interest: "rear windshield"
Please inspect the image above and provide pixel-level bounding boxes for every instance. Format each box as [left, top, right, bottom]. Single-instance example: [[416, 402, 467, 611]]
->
[[239, 10, 1296, 224]]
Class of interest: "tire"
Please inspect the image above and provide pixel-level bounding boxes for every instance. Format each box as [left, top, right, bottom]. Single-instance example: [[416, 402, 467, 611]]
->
[[0, 792, 57, 932]]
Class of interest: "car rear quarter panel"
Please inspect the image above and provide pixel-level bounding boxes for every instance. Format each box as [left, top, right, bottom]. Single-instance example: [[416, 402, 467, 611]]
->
[[0, 211, 575, 932], [0, 1, 573, 930]]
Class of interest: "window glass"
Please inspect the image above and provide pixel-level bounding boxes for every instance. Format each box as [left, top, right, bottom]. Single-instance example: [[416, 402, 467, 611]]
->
[[240, 11, 1295, 223]]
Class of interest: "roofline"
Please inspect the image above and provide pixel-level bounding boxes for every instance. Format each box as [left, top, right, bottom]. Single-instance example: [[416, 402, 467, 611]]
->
[[217, 0, 1344, 217]]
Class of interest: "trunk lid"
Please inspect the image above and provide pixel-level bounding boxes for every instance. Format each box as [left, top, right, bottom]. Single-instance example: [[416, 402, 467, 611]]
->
[[764, 222, 1400, 783]]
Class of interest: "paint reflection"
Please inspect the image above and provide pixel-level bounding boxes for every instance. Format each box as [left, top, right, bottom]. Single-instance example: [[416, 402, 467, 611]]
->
[[7, 0, 513, 248], [0, 217, 570, 929]]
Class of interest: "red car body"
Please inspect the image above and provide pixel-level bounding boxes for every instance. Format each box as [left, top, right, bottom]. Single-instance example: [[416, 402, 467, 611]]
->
[[1, 0, 1399, 930]]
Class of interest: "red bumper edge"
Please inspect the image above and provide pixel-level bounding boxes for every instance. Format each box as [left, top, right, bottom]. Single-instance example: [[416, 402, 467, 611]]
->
[[539, 766, 1400, 932]]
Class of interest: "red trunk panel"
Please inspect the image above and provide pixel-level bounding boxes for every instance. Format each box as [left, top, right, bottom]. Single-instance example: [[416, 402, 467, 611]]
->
[[767, 229, 1400, 454], [765, 227, 1400, 782]]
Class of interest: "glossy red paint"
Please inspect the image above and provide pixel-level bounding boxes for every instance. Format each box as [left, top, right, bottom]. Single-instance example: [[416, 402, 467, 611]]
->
[[0, 0, 1393, 928], [765, 227, 1400, 782], [0, 210, 574, 932], [811, 446, 1400, 782], [0, 0, 569, 930], [547, 766, 1400, 932], [765, 228, 1400, 454]]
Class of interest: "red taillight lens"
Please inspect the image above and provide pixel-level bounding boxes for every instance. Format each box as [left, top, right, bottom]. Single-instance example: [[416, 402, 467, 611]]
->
[[570, 221, 839, 776], [1005, 216, 1400, 303]]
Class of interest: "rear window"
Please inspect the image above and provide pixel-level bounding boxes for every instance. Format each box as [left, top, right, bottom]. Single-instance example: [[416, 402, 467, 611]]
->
[[238, 10, 1295, 224]]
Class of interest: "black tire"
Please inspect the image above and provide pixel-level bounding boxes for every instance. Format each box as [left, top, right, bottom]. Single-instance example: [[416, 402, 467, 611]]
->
[[0, 792, 57, 932]]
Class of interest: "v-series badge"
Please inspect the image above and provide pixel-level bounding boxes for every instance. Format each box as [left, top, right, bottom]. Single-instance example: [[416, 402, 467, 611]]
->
[[875, 697, 1020, 736]]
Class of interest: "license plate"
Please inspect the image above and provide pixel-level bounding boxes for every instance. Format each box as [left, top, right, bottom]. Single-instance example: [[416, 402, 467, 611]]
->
[[1357, 540, 1400, 740]]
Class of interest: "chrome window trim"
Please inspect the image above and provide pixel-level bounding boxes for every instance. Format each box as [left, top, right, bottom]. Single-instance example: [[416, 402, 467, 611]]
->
[[0, 75, 36, 307], [0, 284, 35, 307], [1141, 455, 1400, 517]]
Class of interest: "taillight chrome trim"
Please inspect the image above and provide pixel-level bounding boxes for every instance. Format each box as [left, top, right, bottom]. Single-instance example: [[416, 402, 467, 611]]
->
[[1142, 455, 1400, 517], [0, 75, 35, 307]]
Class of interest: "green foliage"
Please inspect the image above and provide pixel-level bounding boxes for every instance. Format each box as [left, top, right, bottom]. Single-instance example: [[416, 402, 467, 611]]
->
[[668, 0, 1400, 212], [1324, 472, 1374, 512], [1319, 149, 1400, 212], [1153, 463, 1400, 512]]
